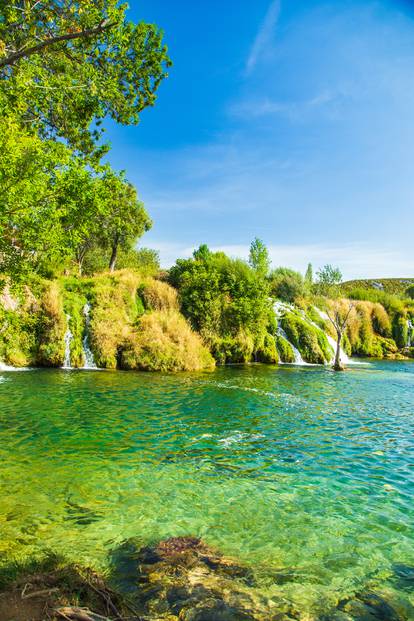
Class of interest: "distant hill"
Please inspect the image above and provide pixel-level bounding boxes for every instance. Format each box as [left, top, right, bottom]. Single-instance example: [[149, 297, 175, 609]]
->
[[342, 278, 414, 296]]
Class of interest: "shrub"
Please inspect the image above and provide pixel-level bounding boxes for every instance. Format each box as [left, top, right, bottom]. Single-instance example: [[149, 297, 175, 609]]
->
[[169, 248, 273, 364], [270, 268, 306, 302], [121, 310, 215, 372]]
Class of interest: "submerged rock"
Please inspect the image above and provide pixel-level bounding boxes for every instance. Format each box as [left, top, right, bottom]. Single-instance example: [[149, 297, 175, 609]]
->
[[110, 536, 300, 621], [320, 587, 414, 621]]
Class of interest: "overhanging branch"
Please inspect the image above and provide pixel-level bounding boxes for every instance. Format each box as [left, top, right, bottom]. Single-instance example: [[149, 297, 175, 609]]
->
[[0, 20, 114, 69]]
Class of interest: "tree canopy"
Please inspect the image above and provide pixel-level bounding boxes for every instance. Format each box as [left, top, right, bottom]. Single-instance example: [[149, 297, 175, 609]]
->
[[0, 1, 171, 160], [0, 2, 166, 278]]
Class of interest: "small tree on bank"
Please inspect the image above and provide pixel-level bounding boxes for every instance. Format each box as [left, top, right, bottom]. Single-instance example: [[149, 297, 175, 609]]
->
[[316, 264, 352, 371], [326, 302, 354, 371]]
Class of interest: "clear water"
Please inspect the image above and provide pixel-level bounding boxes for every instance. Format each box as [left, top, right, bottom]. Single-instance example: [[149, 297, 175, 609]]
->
[[1, 361, 414, 616]]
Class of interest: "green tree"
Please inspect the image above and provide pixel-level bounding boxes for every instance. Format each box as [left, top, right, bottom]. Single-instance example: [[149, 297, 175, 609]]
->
[[316, 264, 343, 296], [305, 262, 313, 285], [270, 267, 305, 302], [97, 173, 152, 272], [0, 1, 171, 160], [169, 251, 273, 363], [193, 244, 211, 262], [0, 117, 73, 275], [248, 238, 270, 277]]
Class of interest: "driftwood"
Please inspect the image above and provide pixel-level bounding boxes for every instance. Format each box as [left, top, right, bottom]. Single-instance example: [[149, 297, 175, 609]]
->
[[56, 607, 111, 621]]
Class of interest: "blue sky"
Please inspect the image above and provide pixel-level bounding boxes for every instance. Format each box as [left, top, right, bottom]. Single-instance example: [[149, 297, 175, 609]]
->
[[105, 0, 414, 278]]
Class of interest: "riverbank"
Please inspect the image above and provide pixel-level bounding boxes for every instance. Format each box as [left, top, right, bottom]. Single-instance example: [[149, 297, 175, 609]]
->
[[2, 536, 414, 621], [1, 269, 413, 373]]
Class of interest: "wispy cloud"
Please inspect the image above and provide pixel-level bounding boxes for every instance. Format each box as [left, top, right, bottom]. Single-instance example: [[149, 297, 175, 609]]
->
[[246, 0, 281, 74], [147, 240, 414, 280], [230, 89, 346, 121]]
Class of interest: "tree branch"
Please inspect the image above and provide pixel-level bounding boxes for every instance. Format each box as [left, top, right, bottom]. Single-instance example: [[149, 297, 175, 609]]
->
[[0, 20, 114, 68]]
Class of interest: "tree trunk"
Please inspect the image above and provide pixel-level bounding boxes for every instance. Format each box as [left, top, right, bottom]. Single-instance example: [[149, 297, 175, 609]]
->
[[333, 330, 344, 371], [109, 239, 118, 273]]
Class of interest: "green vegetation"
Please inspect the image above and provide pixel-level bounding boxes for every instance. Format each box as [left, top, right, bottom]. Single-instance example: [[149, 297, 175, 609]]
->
[[0, 271, 213, 372], [168, 243, 277, 364], [269, 267, 307, 302], [0, 4, 413, 371], [279, 309, 332, 364], [342, 278, 414, 296], [0, 1, 170, 278]]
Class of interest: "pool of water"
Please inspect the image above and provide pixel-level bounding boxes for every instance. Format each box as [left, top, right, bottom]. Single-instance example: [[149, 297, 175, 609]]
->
[[0, 361, 413, 616]]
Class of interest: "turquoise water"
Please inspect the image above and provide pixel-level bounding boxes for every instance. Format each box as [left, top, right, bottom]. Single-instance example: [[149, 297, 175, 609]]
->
[[0, 361, 414, 615]]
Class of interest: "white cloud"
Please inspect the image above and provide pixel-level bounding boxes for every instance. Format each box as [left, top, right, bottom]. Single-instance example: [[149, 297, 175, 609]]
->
[[148, 240, 414, 281], [246, 0, 281, 74]]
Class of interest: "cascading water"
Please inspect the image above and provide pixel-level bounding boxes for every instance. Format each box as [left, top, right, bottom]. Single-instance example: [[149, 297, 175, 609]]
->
[[407, 318, 414, 348], [62, 315, 73, 369], [0, 361, 15, 371], [273, 301, 352, 366], [82, 302, 97, 369], [273, 301, 308, 365]]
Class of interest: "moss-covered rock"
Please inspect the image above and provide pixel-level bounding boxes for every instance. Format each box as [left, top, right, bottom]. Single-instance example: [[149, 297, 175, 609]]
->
[[110, 536, 300, 621], [280, 312, 331, 364], [275, 334, 296, 363], [210, 331, 255, 364], [37, 282, 66, 367], [255, 333, 278, 364]]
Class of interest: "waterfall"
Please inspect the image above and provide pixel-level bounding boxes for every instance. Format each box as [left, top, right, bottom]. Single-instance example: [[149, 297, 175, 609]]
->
[[63, 315, 73, 369], [407, 318, 414, 348], [0, 361, 15, 371], [274, 301, 309, 365], [82, 302, 97, 369], [273, 300, 351, 366]]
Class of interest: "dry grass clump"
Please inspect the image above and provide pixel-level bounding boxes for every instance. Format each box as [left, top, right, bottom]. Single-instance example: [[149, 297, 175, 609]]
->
[[325, 298, 393, 357], [141, 279, 179, 312], [89, 271, 141, 369], [121, 310, 215, 372], [37, 282, 66, 367]]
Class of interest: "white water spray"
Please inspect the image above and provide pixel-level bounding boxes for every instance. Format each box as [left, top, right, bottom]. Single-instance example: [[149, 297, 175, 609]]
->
[[82, 302, 97, 369], [0, 361, 16, 371], [407, 318, 414, 348], [63, 315, 73, 369]]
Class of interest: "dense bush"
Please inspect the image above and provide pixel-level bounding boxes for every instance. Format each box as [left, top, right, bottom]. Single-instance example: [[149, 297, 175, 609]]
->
[[140, 280, 179, 312], [169, 247, 274, 364], [269, 268, 306, 302]]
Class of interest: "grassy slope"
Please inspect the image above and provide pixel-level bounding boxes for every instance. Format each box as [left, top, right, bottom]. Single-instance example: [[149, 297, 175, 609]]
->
[[342, 278, 414, 296]]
